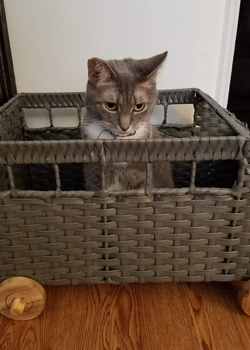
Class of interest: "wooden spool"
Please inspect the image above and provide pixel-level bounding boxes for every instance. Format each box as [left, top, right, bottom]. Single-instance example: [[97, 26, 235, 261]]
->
[[0, 277, 46, 320], [239, 281, 250, 316]]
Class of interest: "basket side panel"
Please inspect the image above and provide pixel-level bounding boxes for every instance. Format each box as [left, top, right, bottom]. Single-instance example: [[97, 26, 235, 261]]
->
[[0, 195, 104, 285], [238, 141, 250, 279], [0, 192, 246, 285]]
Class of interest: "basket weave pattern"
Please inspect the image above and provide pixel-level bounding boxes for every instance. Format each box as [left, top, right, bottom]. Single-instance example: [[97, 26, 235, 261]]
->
[[0, 89, 250, 285]]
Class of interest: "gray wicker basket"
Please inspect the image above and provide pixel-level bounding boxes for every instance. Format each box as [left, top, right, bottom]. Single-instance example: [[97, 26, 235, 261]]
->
[[0, 88, 250, 286]]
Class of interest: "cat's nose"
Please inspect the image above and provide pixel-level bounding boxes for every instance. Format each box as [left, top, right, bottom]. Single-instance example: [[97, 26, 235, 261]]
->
[[119, 115, 131, 131], [120, 125, 129, 131]]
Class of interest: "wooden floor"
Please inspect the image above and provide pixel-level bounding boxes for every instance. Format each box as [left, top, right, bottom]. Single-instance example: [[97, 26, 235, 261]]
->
[[0, 282, 250, 350]]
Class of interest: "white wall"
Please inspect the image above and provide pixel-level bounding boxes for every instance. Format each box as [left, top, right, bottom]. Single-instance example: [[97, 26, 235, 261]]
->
[[4, 0, 239, 125]]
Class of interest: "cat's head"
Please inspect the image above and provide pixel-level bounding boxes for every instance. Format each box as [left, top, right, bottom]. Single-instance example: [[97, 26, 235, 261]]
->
[[85, 51, 167, 138]]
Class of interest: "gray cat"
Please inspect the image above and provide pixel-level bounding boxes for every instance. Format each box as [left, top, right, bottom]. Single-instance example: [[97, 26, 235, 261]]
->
[[83, 51, 174, 191]]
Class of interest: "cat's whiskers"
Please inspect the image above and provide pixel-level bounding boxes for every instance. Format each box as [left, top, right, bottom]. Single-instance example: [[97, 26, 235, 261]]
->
[[83, 119, 162, 139]]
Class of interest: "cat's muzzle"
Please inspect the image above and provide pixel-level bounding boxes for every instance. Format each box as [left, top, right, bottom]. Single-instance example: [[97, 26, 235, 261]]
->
[[114, 130, 136, 139], [101, 129, 136, 139]]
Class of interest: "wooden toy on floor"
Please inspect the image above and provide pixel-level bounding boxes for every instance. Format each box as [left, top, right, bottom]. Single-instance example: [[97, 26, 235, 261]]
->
[[0, 277, 46, 320]]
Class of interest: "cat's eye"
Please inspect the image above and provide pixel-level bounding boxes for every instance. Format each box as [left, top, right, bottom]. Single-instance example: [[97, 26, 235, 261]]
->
[[134, 103, 145, 112], [104, 102, 117, 112]]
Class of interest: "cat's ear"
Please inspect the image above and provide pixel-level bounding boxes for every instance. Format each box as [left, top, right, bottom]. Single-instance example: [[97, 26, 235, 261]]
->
[[140, 51, 168, 84], [88, 58, 116, 84]]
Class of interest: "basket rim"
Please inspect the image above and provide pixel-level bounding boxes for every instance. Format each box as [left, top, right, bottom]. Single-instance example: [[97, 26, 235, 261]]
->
[[1, 88, 250, 139], [0, 135, 245, 165]]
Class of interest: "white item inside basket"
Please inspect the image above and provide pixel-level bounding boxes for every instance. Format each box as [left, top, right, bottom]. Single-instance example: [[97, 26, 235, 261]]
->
[[24, 104, 194, 129], [24, 108, 79, 128], [151, 104, 194, 125]]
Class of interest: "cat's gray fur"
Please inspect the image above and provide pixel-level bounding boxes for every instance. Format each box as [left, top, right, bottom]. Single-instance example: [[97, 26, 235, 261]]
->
[[83, 51, 174, 191]]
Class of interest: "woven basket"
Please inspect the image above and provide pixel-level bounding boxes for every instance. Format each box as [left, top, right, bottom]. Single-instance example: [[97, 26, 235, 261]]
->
[[0, 88, 250, 285]]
